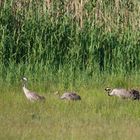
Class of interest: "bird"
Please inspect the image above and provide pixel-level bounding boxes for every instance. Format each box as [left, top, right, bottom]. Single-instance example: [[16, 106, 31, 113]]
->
[[54, 91, 81, 101], [129, 89, 140, 100], [22, 77, 45, 102], [105, 87, 139, 100]]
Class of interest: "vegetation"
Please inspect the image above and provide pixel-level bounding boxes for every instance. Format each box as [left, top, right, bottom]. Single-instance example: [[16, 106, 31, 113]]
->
[[0, 0, 140, 83], [0, 0, 140, 139], [1, 85, 140, 140]]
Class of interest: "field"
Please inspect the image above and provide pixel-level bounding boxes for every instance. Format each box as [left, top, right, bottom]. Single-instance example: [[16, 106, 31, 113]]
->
[[0, 0, 140, 139], [1, 76, 140, 140]]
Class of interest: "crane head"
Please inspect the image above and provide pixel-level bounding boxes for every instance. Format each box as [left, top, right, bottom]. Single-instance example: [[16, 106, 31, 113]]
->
[[22, 77, 28, 81]]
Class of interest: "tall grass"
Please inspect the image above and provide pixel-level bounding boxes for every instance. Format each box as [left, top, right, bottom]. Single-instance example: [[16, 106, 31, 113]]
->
[[0, 0, 140, 83]]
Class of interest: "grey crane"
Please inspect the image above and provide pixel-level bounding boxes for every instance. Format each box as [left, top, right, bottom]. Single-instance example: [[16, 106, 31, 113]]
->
[[105, 87, 139, 100], [55, 91, 81, 101], [22, 77, 45, 102]]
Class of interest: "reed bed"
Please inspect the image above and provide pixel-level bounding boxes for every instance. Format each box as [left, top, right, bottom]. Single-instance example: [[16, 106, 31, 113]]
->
[[0, 0, 140, 83]]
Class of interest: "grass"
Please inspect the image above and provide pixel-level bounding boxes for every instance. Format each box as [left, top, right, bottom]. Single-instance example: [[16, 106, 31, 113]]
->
[[0, 0, 140, 139], [0, 0, 140, 75], [1, 81, 140, 140]]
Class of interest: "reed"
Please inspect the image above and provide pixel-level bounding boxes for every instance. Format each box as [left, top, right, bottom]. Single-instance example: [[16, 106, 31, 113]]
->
[[0, 0, 140, 83]]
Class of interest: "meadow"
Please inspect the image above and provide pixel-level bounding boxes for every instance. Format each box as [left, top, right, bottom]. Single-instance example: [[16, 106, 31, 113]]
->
[[1, 75, 140, 140], [0, 0, 140, 139]]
